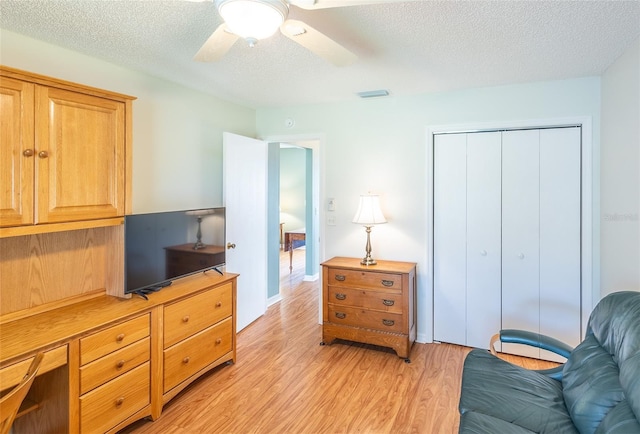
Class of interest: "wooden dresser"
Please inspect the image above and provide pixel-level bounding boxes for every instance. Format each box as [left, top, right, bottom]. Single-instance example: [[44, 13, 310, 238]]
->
[[321, 257, 417, 360]]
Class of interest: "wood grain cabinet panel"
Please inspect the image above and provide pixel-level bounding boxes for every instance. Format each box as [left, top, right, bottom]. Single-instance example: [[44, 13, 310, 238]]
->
[[322, 257, 417, 360]]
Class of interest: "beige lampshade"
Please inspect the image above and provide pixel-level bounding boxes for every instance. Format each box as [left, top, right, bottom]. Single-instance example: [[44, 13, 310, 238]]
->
[[352, 195, 387, 226]]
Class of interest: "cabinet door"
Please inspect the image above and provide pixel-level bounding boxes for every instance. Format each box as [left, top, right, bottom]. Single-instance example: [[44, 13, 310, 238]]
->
[[0, 77, 34, 227], [502, 130, 541, 359], [35, 86, 125, 223], [466, 132, 502, 349], [539, 127, 581, 360], [433, 133, 467, 346]]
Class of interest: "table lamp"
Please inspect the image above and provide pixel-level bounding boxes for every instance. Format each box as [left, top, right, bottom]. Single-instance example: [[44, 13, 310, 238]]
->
[[352, 194, 387, 265]]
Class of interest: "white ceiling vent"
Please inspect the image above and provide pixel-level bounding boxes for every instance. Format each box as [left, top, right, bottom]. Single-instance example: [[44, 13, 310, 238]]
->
[[357, 89, 390, 99]]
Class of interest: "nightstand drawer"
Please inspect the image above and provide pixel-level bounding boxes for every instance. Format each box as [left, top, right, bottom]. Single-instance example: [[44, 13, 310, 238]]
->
[[80, 337, 150, 394], [80, 314, 150, 365], [328, 305, 404, 333], [164, 283, 233, 348], [326, 268, 403, 291], [163, 317, 232, 393], [328, 286, 403, 313], [80, 362, 150, 434]]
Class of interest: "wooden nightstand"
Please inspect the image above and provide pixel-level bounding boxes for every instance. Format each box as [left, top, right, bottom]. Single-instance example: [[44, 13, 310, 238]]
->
[[321, 257, 417, 361]]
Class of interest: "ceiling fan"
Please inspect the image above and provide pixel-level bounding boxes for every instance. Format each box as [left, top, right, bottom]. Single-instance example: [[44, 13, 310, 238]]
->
[[193, 0, 399, 66]]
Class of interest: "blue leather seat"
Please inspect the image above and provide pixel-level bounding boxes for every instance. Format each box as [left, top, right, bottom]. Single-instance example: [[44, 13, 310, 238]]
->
[[458, 291, 640, 433]]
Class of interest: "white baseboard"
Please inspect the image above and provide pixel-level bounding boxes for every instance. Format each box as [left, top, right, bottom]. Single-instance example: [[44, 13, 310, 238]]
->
[[303, 273, 319, 282], [267, 293, 282, 307]]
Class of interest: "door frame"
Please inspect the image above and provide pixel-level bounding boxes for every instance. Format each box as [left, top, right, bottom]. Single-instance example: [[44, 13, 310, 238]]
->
[[425, 116, 594, 343], [263, 133, 324, 323]]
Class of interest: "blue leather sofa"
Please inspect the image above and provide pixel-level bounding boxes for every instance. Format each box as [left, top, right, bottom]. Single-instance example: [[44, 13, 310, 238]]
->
[[458, 291, 640, 433]]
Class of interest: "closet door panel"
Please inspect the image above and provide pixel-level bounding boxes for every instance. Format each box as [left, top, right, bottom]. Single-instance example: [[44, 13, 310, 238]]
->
[[466, 132, 502, 349], [433, 134, 467, 346], [502, 130, 540, 358], [539, 127, 581, 360]]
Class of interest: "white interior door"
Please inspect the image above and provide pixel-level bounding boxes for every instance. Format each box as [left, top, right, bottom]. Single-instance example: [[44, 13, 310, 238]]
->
[[502, 129, 541, 359], [223, 132, 268, 332], [539, 127, 581, 360], [466, 132, 502, 349], [433, 133, 467, 346]]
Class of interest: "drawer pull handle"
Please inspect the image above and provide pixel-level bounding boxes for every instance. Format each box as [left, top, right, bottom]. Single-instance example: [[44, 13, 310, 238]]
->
[[216, 302, 222, 308], [23, 149, 34, 157], [335, 293, 346, 300], [182, 315, 190, 323], [382, 299, 395, 306], [116, 360, 125, 369], [38, 150, 49, 159], [382, 319, 395, 327], [334, 275, 346, 282], [216, 338, 222, 345], [183, 357, 190, 364], [335, 312, 346, 319], [115, 333, 125, 342], [115, 397, 125, 407], [381, 280, 394, 287]]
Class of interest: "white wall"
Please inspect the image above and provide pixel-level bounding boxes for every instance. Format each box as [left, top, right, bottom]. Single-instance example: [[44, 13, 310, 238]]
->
[[256, 77, 601, 342], [601, 36, 640, 295], [0, 29, 256, 213], [280, 147, 306, 232]]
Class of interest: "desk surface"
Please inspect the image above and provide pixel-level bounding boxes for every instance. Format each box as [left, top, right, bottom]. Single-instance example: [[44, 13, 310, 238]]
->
[[0, 271, 237, 367]]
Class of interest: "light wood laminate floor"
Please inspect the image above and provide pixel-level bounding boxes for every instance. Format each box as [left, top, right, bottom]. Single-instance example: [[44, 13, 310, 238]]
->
[[123, 249, 557, 433]]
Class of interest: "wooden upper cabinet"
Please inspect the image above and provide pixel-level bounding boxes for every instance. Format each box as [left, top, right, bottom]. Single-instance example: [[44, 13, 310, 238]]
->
[[35, 86, 125, 223], [0, 66, 135, 232], [0, 77, 35, 226]]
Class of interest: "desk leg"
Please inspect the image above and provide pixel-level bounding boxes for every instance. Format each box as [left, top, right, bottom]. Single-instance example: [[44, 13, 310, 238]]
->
[[289, 240, 293, 273]]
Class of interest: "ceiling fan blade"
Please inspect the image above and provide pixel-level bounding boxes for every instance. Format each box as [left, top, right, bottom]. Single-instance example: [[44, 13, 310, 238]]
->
[[280, 19, 357, 66], [194, 24, 239, 62], [289, 0, 411, 10]]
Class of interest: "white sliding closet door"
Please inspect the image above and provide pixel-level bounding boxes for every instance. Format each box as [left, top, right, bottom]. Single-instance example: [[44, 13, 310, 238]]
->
[[466, 132, 502, 349], [502, 130, 541, 359], [539, 127, 581, 358], [433, 133, 467, 346]]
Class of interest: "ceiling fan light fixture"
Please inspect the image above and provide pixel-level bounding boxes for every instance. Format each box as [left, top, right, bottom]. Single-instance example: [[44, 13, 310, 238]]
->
[[283, 23, 306, 37], [217, 0, 288, 41]]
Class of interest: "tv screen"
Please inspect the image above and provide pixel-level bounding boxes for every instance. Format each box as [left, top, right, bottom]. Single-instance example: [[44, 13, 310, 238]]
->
[[124, 208, 225, 294]]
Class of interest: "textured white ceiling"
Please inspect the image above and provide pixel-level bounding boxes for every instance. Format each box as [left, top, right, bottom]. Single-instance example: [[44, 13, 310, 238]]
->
[[1, 0, 638, 109]]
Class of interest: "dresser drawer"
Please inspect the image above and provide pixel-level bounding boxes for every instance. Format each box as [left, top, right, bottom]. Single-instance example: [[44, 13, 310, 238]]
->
[[163, 317, 232, 393], [80, 314, 150, 365], [325, 268, 403, 291], [328, 305, 404, 333], [80, 362, 150, 434], [164, 283, 233, 348], [328, 286, 403, 313], [80, 337, 150, 395]]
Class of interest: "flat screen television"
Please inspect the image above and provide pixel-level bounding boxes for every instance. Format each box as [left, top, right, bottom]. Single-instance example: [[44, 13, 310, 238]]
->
[[124, 207, 225, 295]]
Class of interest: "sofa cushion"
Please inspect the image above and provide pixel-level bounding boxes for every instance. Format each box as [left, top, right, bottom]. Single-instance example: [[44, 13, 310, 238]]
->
[[594, 400, 640, 434], [459, 350, 578, 434], [459, 411, 536, 434]]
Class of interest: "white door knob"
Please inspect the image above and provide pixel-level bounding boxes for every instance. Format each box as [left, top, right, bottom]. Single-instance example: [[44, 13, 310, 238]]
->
[[517, 253, 525, 259], [480, 250, 487, 256]]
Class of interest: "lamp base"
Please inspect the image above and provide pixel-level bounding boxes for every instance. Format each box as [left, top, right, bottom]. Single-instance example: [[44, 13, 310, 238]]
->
[[360, 256, 377, 266], [192, 241, 206, 250]]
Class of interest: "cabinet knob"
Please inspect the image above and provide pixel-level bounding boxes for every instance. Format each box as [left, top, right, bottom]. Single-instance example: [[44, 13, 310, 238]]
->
[[38, 150, 49, 159], [115, 333, 125, 342], [517, 253, 525, 260], [334, 275, 346, 282], [335, 312, 346, 319], [480, 250, 488, 256], [182, 315, 190, 323], [382, 319, 395, 327], [335, 293, 346, 301], [116, 360, 125, 369], [215, 338, 222, 345], [216, 301, 222, 308], [22, 149, 34, 157], [381, 280, 394, 287], [382, 299, 395, 306], [183, 357, 190, 364], [115, 397, 125, 407]]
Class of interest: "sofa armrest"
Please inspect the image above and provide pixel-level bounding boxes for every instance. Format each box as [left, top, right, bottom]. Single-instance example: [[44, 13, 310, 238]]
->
[[489, 330, 574, 381]]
